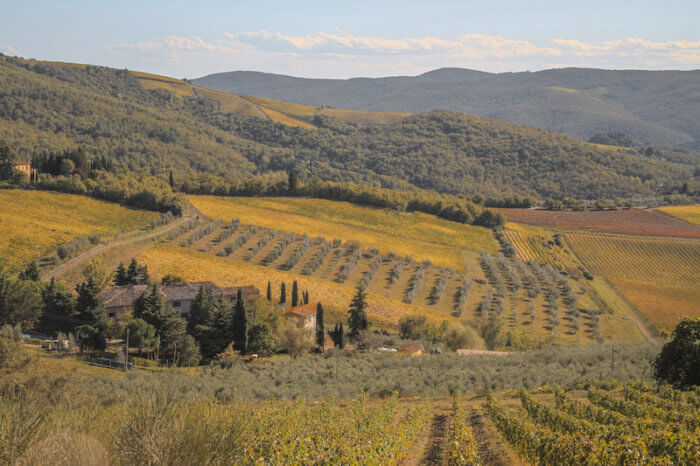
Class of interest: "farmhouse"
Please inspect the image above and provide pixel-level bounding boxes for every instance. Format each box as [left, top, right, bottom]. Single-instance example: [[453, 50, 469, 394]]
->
[[13, 160, 31, 175], [100, 282, 259, 318], [399, 344, 422, 357], [282, 304, 317, 331]]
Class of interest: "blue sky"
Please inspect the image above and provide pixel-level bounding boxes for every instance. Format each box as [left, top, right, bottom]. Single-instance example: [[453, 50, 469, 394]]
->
[[1, 1, 698, 78]]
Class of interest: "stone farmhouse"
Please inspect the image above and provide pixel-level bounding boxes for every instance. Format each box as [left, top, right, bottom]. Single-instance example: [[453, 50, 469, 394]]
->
[[282, 303, 317, 331], [99, 281, 259, 318]]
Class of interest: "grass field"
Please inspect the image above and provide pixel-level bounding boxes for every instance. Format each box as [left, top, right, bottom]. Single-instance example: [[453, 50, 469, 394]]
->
[[0, 190, 157, 270], [656, 205, 700, 225], [189, 196, 498, 273], [612, 278, 700, 335], [499, 208, 700, 238], [193, 87, 266, 117], [257, 107, 317, 129], [317, 107, 411, 125], [138, 243, 449, 329]]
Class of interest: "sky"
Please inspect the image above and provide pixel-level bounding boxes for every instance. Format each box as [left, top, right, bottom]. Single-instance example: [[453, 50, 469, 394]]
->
[[1, 1, 698, 79]]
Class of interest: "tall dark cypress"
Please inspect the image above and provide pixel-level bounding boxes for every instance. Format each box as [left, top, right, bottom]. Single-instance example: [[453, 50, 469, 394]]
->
[[232, 288, 247, 352], [291, 280, 299, 307], [266, 281, 272, 301], [316, 302, 325, 349], [280, 282, 286, 304]]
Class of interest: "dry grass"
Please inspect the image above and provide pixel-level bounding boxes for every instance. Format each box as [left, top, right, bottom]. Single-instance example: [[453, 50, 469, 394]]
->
[[138, 244, 454, 329], [0, 190, 157, 270], [656, 205, 700, 225], [317, 108, 411, 125], [258, 107, 317, 129], [612, 278, 700, 335], [188, 196, 497, 273], [193, 87, 266, 117], [129, 70, 183, 83], [242, 95, 319, 119], [136, 78, 192, 96]]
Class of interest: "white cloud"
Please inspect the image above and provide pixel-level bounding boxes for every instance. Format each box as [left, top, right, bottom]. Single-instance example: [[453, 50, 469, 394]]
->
[[105, 32, 700, 78], [0, 44, 20, 56]]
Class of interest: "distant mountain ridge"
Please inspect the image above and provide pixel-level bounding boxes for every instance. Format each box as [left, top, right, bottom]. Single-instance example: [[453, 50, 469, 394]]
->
[[194, 67, 700, 148]]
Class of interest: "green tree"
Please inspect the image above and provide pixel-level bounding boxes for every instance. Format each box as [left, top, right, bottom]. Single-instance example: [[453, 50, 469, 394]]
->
[[303, 290, 309, 305], [187, 286, 216, 332], [291, 280, 299, 307], [18, 261, 40, 281], [316, 302, 325, 349], [279, 319, 312, 357], [126, 318, 157, 356], [74, 325, 106, 352], [398, 315, 427, 340], [287, 168, 298, 195], [231, 288, 248, 352], [280, 282, 286, 304], [169, 170, 175, 189], [113, 262, 129, 286], [653, 317, 699, 387], [266, 281, 272, 301], [0, 271, 42, 329], [330, 322, 345, 349], [0, 139, 15, 181], [178, 334, 201, 366], [160, 274, 184, 286], [347, 286, 368, 341], [75, 277, 105, 325]]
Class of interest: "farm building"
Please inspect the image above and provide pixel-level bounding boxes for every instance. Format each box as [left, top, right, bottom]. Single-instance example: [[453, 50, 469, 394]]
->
[[13, 160, 32, 175], [100, 282, 259, 318], [399, 344, 422, 357], [282, 304, 317, 331]]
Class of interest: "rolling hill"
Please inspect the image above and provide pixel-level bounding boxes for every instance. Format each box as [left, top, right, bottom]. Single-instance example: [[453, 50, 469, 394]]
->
[[194, 67, 700, 149], [0, 56, 692, 199]]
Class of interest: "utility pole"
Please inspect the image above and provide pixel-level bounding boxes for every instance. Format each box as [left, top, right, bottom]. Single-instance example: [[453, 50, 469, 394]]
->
[[124, 328, 129, 372]]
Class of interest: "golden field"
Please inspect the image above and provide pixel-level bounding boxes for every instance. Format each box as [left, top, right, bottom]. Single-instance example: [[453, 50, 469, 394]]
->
[[138, 244, 453, 329], [612, 278, 700, 335], [189, 195, 498, 273], [564, 232, 698, 287], [656, 205, 700, 225], [0, 190, 157, 270]]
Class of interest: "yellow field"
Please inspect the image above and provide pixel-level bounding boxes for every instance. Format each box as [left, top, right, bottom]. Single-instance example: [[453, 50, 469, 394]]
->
[[136, 78, 193, 96], [242, 95, 318, 119], [612, 278, 700, 335], [193, 87, 266, 117], [189, 196, 497, 273], [0, 190, 157, 270], [656, 205, 700, 225], [138, 244, 451, 329], [317, 108, 410, 125], [258, 107, 317, 130], [564, 232, 699, 287]]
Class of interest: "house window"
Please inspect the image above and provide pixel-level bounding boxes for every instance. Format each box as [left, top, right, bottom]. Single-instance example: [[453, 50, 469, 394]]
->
[[108, 312, 116, 318], [173, 301, 181, 307]]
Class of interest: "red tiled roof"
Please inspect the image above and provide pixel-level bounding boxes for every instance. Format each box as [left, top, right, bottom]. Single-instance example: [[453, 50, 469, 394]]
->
[[283, 303, 317, 318]]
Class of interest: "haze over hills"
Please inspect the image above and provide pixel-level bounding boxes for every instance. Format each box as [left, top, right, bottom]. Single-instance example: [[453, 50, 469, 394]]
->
[[194, 67, 700, 149]]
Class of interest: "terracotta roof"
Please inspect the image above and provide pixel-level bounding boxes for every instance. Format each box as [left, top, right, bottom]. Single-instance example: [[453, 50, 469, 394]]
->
[[99, 285, 149, 308], [283, 303, 317, 318], [400, 344, 422, 354]]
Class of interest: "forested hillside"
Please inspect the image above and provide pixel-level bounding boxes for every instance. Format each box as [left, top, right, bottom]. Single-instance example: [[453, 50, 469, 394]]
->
[[195, 67, 700, 148], [0, 56, 692, 199]]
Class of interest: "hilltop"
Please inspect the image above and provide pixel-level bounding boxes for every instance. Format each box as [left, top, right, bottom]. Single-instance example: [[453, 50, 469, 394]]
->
[[194, 67, 700, 149], [0, 56, 692, 199]]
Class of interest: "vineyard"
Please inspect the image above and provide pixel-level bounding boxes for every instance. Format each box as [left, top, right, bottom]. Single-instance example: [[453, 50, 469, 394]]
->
[[487, 384, 700, 465], [564, 232, 699, 287], [498, 208, 700, 238], [137, 199, 646, 345], [656, 204, 700, 225], [0, 190, 157, 271]]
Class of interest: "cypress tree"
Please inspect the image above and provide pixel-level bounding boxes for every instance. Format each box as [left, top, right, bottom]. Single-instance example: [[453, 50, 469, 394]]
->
[[126, 258, 139, 283], [291, 280, 299, 307], [169, 170, 175, 189], [303, 290, 309, 305], [232, 288, 247, 352], [316, 302, 325, 349], [338, 323, 345, 349], [114, 262, 128, 286], [280, 282, 286, 304], [266, 281, 272, 301], [348, 286, 368, 341]]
